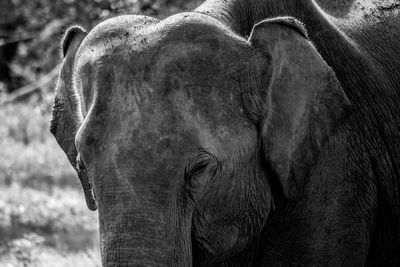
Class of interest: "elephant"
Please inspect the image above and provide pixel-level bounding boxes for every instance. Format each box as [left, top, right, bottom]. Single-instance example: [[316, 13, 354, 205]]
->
[[50, 0, 400, 266]]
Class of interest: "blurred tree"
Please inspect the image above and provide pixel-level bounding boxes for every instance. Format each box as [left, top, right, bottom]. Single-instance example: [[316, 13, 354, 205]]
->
[[0, 40, 22, 93], [0, 0, 202, 97]]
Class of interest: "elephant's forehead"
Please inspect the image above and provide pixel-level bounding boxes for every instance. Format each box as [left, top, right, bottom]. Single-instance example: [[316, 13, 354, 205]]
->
[[76, 20, 158, 69], [74, 13, 251, 109], [76, 12, 247, 70], [74, 15, 162, 113], [74, 13, 255, 150]]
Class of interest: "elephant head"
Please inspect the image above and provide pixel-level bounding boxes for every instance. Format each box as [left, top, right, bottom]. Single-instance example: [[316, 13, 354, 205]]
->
[[51, 13, 349, 266]]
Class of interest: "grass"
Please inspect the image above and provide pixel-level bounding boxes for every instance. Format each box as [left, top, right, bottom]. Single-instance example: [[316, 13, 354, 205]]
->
[[0, 98, 100, 266]]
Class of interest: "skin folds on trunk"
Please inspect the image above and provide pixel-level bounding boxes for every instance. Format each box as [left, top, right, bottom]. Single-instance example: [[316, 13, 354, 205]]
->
[[94, 163, 192, 266], [99, 208, 191, 266]]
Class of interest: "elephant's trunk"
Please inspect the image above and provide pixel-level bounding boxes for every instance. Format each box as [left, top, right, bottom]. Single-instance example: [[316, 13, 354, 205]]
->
[[73, 46, 202, 264], [99, 212, 191, 266], [84, 108, 195, 266], [96, 173, 192, 266]]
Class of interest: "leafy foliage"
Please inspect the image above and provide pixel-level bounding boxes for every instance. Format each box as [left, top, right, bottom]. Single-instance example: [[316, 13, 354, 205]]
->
[[0, 0, 202, 94]]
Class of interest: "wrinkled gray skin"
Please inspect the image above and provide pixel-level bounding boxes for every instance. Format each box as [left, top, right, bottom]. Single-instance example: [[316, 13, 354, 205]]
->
[[50, 0, 400, 266]]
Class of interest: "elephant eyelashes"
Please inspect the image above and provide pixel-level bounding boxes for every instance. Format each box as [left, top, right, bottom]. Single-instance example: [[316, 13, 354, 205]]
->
[[184, 150, 220, 182]]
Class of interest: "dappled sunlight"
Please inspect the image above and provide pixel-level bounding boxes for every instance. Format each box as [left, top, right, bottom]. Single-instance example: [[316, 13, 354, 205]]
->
[[0, 95, 99, 265], [0, 185, 100, 266], [0, 102, 77, 189]]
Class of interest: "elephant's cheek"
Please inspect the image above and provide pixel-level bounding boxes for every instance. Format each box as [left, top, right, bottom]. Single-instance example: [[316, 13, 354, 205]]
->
[[192, 181, 273, 263], [192, 219, 258, 265]]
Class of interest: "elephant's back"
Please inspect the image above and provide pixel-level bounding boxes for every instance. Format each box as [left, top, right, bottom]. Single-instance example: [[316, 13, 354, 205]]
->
[[320, 0, 400, 93], [316, 0, 357, 18], [316, 0, 399, 21], [354, 14, 400, 92]]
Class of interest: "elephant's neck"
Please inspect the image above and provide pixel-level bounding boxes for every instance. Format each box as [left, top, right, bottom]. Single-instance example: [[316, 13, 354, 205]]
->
[[194, 0, 311, 37], [194, 0, 347, 55]]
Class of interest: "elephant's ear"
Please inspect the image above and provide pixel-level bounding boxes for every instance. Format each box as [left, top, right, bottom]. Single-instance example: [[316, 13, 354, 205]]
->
[[50, 26, 85, 165], [50, 26, 97, 211], [248, 17, 350, 200]]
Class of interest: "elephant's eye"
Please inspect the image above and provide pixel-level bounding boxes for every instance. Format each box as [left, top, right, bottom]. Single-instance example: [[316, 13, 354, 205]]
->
[[184, 160, 209, 181], [184, 150, 220, 182]]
